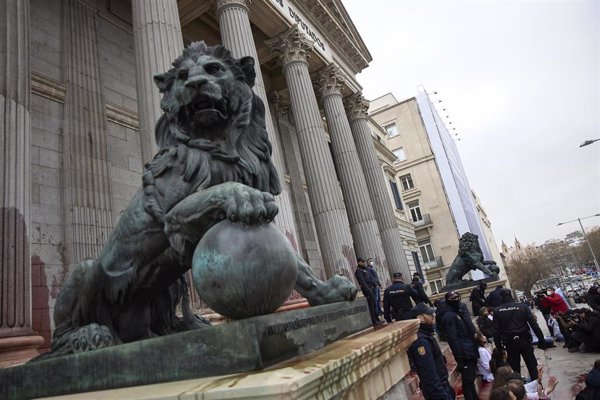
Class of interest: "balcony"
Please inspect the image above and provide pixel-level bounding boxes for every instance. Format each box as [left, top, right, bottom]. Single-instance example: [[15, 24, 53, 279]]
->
[[423, 256, 444, 270], [412, 213, 432, 228]]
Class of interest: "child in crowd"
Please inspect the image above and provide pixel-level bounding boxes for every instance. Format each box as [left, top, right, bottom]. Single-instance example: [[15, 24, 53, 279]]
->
[[476, 332, 494, 382]]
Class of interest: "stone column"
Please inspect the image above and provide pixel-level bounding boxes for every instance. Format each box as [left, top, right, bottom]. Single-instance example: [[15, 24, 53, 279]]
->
[[267, 26, 356, 279], [214, 0, 299, 255], [345, 93, 410, 277], [132, 0, 183, 164], [0, 0, 44, 366], [318, 66, 390, 285]]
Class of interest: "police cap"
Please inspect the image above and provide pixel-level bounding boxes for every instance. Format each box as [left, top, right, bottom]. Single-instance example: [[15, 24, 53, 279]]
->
[[392, 272, 403, 280]]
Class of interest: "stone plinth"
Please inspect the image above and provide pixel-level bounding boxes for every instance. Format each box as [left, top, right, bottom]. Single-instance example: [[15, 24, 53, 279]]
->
[[430, 278, 507, 303], [1, 300, 371, 400], [39, 319, 420, 400]]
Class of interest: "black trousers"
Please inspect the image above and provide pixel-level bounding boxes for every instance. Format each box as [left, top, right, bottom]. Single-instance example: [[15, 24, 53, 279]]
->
[[365, 295, 379, 325], [504, 336, 538, 380], [458, 360, 479, 400]]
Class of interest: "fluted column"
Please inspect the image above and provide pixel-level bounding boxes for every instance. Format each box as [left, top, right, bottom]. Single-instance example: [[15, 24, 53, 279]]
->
[[267, 26, 356, 279], [0, 0, 44, 366], [132, 0, 183, 164], [214, 0, 299, 256], [62, 0, 114, 265], [345, 93, 410, 277], [318, 66, 390, 285]]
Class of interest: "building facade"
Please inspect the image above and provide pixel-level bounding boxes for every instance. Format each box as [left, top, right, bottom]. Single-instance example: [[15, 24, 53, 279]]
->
[[369, 90, 505, 294], [0, 0, 415, 363]]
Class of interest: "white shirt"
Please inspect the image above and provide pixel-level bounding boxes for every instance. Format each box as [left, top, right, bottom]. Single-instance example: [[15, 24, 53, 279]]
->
[[477, 346, 494, 382]]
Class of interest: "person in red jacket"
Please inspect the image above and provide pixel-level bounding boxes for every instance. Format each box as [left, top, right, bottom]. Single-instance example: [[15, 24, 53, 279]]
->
[[541, 287, 569, 314]]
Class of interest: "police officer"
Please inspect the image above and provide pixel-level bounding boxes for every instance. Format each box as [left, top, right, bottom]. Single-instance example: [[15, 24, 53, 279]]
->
[[412, 272, 433, 306], [408, 303, 456, 400], [355, 257, 382, 326], [441, 291, 478, 400], [493, 288, 548, 380], [383, 272, 419, 322]]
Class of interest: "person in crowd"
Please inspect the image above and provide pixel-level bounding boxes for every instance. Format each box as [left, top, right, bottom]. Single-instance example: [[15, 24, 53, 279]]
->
[[476, 332, 494, 383], [489, 386, 517, 400], [486, 285, 504, 308], [366, 258, 383, 316], [442, 291, 479, 400], [546, 314, 565, 342], [383, 272, 419, 323], [354, 257, 382, 326], [533, 290, 552, 330], [576, 359, 600, 400], [493, 289, 548, 380], [555, 309, 588, 352], [587, 285, 600, 312], [571, 308, 600, 353], [540, 287, 569, 315], [490, 348, 509, 375], [411, 272, 433, 306], [477, 307, 495, 341], [470, 282, 487, 317], [407, 303, 456, 400]]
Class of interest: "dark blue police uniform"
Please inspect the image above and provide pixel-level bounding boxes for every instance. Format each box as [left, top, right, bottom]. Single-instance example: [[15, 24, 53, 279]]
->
[[408, 324, 456, 400]]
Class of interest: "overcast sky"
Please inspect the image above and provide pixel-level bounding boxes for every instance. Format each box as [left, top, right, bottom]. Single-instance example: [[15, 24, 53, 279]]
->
[[344, 0, 600, 248]]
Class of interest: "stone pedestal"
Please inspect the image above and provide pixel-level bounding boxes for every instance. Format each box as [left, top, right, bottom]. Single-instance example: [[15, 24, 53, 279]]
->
[[1, 300, 372, 399], [39, 320, 420, 400]]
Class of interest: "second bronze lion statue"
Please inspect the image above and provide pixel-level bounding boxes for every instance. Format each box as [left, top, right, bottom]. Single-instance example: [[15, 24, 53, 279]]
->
[[39, 42, 356, 359], [445, 232, 500, 285]]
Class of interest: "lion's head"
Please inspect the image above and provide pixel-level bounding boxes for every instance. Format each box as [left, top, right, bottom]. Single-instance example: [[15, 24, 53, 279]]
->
[[152, 42, 280, 196], [458, 232, 482, 258]]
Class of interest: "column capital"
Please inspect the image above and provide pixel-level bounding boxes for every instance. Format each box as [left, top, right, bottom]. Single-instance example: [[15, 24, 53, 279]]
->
[[318, 64, 345, 99], [214, 0, 250, 15], [266, 25, 313, 67], [344, 93, 370, 121]]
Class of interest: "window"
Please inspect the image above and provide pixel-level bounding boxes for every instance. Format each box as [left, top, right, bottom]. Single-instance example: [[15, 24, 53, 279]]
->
[[400, 174, 414, 190], [389, 180, 403, 210], [392, 147, 406, 162], [430, 279, 443, 294], [408, 200, 423, 222], [419, 242, 435, 263], [385, 123, 399, 137]]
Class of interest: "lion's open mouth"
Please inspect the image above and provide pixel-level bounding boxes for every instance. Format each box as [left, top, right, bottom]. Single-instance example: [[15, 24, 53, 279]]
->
[[180, 95, 228, 128]]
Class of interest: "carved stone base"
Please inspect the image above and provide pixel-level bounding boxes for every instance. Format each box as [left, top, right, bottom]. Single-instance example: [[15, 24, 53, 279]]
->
[[1, 300, 371, 400], [0, 335, 44, 368], [38, 320, 420, 399]]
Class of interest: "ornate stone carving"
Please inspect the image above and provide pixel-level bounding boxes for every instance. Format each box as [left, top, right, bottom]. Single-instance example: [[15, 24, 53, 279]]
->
[[266, 25, 314, 67], [344, 93, 370, 121], [318, 64, 344, 98]]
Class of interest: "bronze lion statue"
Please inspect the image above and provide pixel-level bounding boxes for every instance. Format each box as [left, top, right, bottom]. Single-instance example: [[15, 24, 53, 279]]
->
[[444, 232, 500, 285], [38, 42, 356, 359]]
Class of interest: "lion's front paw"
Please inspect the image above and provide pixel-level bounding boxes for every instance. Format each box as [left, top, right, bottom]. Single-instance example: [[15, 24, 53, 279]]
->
[[224, 184, 278, 225], [67, 323, 114, 353]]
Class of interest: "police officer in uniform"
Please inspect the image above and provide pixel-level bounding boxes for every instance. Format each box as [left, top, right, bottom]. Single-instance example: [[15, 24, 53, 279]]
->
[[441, 291, 478, 400], [493, 288, 548, 380], [355, 257, 382, 326], [408, 303, 456, 400], [383, 272, 419, 322]]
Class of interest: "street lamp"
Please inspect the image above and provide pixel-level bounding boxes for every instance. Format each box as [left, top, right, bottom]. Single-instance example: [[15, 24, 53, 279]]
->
[[557, 213, 600, 270], [579, 139, 600, 147]]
